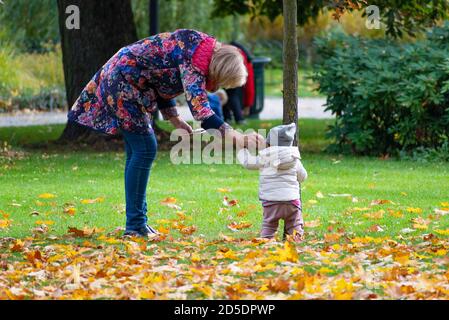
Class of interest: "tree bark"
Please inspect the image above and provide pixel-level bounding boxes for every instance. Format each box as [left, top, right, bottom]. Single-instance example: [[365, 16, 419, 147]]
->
[[56, 0, 137, 146], [282, 0, 299, 146]]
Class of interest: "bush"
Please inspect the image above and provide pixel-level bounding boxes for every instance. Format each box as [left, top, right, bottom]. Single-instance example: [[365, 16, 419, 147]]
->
[[0, 46, 20, 96], [313, 24, 449, 157]]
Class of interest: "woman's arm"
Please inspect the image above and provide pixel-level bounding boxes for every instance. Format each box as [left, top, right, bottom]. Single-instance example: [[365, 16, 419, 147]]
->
[[179, 62, 224, 130], [179, 62, 265, 147], [157, 96, 193, 133]]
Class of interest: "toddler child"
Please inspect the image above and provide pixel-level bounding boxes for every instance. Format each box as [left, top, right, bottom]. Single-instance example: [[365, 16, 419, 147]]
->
[[237, 123, 307, 242]]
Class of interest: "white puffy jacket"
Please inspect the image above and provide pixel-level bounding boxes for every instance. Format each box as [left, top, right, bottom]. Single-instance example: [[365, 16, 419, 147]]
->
[[237, 146, 308, 201]]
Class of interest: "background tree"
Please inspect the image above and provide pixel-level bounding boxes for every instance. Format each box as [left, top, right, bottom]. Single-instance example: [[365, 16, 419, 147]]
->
[[56, 0, 137, 145], [213, 0, 449, 143]]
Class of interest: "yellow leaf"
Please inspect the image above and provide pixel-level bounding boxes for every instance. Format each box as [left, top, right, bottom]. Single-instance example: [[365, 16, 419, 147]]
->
[[412, 217, 430, 230], [139, 291, 155, 299], [318, 267, 334, 274], [35, 220, 54, 225], [0, 219, 12, 229], [407, 207, 423, 214], [394, 253, 410, 265], [64, 207, 76, 215], [38, 193, 56, 199], [435, 229, 449, 236], [363, 210, 384, 219], [223, 250, 238, 260], [80, 197, 104, 204], [307, 199, 318, 205], [441, 202, 449, 207], [217, 188, 231, 193], [158, 226, 170, 234], [332, 278, 354, 300], [274, 241, 298, 263], [191, 253, 201, 263], [413, 223, 428, 230]]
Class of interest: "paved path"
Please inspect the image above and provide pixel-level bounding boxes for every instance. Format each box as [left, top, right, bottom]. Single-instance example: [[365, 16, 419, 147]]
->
[[0, 97, 332, 128]]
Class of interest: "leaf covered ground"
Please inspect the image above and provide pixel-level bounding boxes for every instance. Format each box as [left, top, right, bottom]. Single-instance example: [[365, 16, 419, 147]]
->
[[1, 122, 448, 299]]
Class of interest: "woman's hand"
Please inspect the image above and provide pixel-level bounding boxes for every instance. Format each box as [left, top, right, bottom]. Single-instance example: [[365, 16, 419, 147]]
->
[[231, 130, 266, 150], [169, 116, 193, 134]]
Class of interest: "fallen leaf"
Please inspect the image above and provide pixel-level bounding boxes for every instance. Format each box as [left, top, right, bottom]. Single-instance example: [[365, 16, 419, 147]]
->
[[179, 225, 197, 235], [435, 229, 449, 236], [160, 197, 177, 204], [35, 220, 54, 226], [407, 207, 423, 214], [160, 197, 181, 210], [38, 193, 56, 199], [368, 224, 384, 232], [305, 219, 321, 228], [324, 233, 341, 242], [80, 197, 105, 204], [64, 207, 76, 216], [68, 226, 103, 237], [412, 217, 430, 230], [223, 197, 239, 207], [227, 221, 252, 231], [370, 199, 393, 206], [316, 191, 324, 198], [267, 279, 290, 293], [363, 210, 384, 219], [237, 211, 247, 217]]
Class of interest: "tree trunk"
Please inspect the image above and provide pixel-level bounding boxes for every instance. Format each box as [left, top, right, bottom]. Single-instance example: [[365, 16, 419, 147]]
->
[[56, 0, 137, 146], [282, 0, 299, 146]]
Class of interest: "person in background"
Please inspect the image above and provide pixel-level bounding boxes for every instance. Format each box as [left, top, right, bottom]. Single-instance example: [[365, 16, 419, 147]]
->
[[223, 41, 255, 125], [207, 89, 228, 121]]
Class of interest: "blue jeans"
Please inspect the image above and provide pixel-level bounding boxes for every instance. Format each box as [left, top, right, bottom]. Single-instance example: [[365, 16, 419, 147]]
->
[[122, 130, 158, 232]]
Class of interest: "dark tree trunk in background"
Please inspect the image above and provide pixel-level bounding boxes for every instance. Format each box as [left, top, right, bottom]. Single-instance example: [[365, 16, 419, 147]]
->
[[148, 0, 173, 144], [57, 0, 137, 145], [149, 0, 159, 36], [282, 0, 299, 146]]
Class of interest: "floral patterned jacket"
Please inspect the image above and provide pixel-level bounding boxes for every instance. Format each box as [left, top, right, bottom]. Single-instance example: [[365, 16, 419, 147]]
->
[[68, 29, 228, 135]]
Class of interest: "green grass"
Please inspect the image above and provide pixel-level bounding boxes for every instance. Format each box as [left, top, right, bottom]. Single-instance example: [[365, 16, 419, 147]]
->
[[1, 120, 448, 241], [264, 68, 323, 98]]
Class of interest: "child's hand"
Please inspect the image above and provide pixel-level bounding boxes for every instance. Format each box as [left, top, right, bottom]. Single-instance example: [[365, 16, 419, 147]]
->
[[233, 131, 266, 150], [297, 161, 308, 182]]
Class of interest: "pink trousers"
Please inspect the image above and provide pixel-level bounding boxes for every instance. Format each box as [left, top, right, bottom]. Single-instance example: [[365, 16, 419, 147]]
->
[[261, 202, 304, 241]]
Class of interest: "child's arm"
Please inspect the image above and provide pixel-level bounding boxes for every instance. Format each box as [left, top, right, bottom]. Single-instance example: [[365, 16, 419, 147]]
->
[[296, 160, 308, 182], [237, 148, 262, 170]]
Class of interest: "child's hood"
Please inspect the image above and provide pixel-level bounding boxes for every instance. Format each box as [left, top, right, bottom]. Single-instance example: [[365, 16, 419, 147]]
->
[[259, 146, 301, 169]]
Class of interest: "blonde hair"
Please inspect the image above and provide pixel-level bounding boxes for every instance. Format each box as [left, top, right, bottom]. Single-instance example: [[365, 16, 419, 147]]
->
[[209, 44, 248, 89]]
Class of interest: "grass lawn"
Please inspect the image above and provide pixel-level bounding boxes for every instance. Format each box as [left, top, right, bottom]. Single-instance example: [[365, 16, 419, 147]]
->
[[0, 120, 448, 299]]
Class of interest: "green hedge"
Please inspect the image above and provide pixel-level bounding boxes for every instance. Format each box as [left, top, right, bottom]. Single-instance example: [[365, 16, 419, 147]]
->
[[313, 24, 449, 157]]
